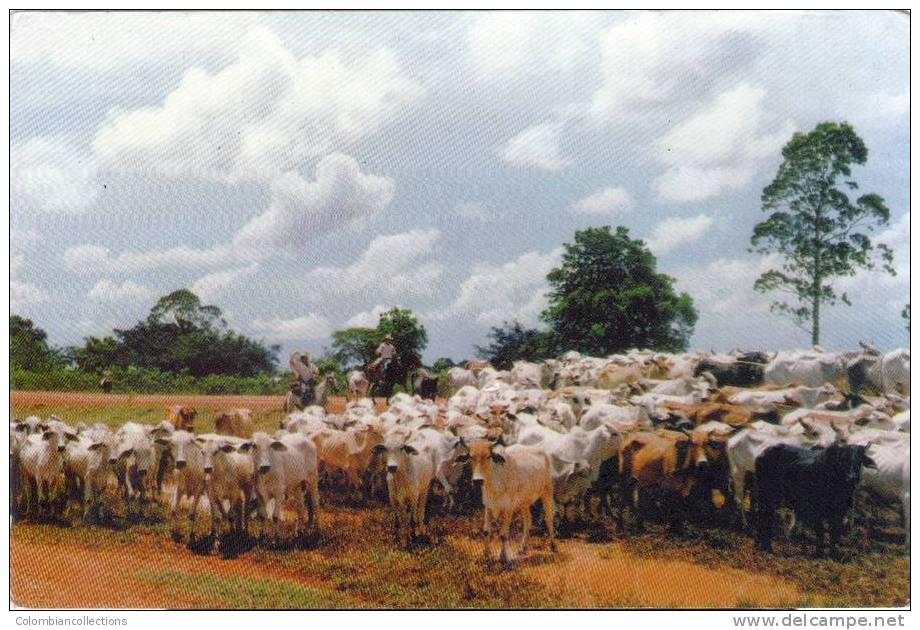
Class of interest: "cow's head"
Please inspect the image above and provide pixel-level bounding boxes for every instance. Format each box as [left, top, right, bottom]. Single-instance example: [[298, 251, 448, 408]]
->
[[456, 437, 505, 486], [372, 433, 420, 474], [250, 432, 285, 475]]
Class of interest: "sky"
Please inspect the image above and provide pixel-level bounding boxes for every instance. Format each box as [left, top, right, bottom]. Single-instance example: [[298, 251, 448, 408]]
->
[[9, 11, 910, 364]]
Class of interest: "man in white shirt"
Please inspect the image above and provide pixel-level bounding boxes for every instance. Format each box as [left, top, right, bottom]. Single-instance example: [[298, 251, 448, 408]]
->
[[373, 335, 396, 373]]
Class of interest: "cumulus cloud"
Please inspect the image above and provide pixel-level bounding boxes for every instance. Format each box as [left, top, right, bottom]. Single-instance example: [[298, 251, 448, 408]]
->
[[571, 186, 633, 216], [11, 137, 98, 214], [93, 27, 423, 183], [233, 154, 395, 250], [645, 214, 714, 255], [498, 120, 570, 171], [344, 304, 390, 328], [250, 314, 332, 341], [191, 263, 259, 302], [442, 247, 563, 326], [305, 229, 443, 300], [674, 254, 783, 316], [468, 11, 601, 80], [10, 229, 52, 312], [652, 83, 794, 203], [63, 154, 393, 273], [589, 12, 765, 123], [86, 279, 158, 304]]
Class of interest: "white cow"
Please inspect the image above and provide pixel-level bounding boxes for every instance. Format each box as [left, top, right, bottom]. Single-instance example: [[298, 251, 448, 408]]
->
[[250, 432, 320, 540], [114, 422, 157, 504], [154, 430, 208, 538], [447, 367, 478, 394], [347, 370, 370, 401], [374, 430, 436, 547], [765, 351, 846, 388], [19, 423, 72, 514], [63, 429, 116, 520], [200, 434, 255, 537]]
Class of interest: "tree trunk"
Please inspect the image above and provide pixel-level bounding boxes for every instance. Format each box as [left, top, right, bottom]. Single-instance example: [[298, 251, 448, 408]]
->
[[812, 290, 820, 347]]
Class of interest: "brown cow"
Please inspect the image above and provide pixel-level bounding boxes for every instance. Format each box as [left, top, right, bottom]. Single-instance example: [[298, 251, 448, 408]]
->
[[165, 406, 197, 432], [597, 364, 643, 389], [465, 360, 493, 373], [214, 408, 255, 439], [618, 430, 706, 534]]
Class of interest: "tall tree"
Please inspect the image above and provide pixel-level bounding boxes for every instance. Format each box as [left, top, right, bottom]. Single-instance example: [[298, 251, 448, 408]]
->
[[475, 320, 556, 369], [330, 307, 428, 370], [751, 122, 895, 345], [10, 315, 63, 371], [903, 304, 910, 334], [541, 226, 697, 355]]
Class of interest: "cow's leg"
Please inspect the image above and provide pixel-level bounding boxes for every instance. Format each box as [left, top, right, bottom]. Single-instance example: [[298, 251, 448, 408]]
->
[[482, 508, 494, 561], [81, 475, 94, 521], [542, 488, 557, 552], [498, 510, 513, 568], [293, 487, 307, 538], [414, 493, 428, 539], [188, 490, 203, 538], [521, 505, 533, 555], [271, 495, 282, 542]]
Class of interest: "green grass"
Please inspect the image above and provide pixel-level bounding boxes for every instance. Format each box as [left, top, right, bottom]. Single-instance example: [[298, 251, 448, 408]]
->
[[134, 570, 359, 609]]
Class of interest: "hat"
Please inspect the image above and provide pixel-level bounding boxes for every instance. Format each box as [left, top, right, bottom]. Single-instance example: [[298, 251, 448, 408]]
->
[[383, 334, 394, 341]]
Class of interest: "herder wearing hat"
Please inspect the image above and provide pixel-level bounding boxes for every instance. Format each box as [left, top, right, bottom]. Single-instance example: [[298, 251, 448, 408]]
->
[[373, 334, 397, 373]]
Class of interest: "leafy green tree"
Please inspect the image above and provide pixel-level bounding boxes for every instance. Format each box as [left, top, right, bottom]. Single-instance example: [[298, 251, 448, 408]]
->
[[541, 226, 697, 354], [751, 122, 895, 345], [431, 357, 457, 372], [903, 304, 910, 334], [475, 320, 556, 369], [148, 289, 225, 332], [330, 307, 428, 371], [10, 315, 64, 371], [70, 335, 130, 373]]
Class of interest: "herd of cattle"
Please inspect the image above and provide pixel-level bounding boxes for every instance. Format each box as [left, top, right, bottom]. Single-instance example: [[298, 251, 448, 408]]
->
[[10, 345, 910, 567]]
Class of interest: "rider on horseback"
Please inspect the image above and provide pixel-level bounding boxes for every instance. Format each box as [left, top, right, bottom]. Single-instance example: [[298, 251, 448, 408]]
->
[[289, 350, 318, 407], [372, 334, 396, 373]]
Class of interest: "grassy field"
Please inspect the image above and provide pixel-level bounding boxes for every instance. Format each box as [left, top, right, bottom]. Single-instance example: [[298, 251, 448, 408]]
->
[[10, 392, 911, 609]]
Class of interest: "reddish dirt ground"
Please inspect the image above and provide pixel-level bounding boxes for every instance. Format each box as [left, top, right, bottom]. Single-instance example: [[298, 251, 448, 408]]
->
[[11, 533, 362, 609]]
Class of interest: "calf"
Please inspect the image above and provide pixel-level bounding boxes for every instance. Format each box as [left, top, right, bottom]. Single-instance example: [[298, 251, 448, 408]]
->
[[19, 423, 73, 515], [618, 431, 705, 534], [62, 428, 117, 521], [200, 434, 255, 537], [347, 370, 370, 401], [165, 406, 197, 431], [373, 431, 436, 547], [249, 432, 320, 541], [114, 422, 157, 505], [755, 443, 876, 558], [215, 408, 255, 439], [458, 439, 556, 568]]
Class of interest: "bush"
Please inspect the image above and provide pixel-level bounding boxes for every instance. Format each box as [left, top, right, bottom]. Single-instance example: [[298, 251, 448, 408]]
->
[[10, 366, 290, 396]]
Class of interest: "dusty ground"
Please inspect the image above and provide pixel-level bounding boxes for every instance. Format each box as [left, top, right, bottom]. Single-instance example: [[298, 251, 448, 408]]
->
[[9, 391, 910, 609]]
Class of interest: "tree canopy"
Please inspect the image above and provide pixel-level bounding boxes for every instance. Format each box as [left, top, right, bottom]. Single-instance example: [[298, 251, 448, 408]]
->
[[751, 122, 895, 345], [331, 307, 427, 370], [70, 290, 278, 377], [475, 320, 556, 369], [541, 226, 698, 355], [10, 315, 64, 372]]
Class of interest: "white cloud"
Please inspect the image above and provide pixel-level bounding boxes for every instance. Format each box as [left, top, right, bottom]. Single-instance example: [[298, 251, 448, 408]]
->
[[571, 186, 633, 216], [10, 229, 52, 312], [674, 254, 782, 316], [233, 154, 395, 251], [11, 137, 98, 214], [589, 12, 765, 123], [344, 304, 390, 328], [93, 27, 423, 183], [250, 314, 332, 342], [63, 154, 393, 273], [191, 263, 259, 302], [305, 229, 443, 300], [645, 214, 714, 255], [443, 247, 563, 326], [10, 280, 51, 313], [87, 279, 158, 304], [468, 11, 601, 80], [652, 83, 794, 203], [11, 12, 255, 71], [453, 201, 490, 221], [498, 120, 570, 171]]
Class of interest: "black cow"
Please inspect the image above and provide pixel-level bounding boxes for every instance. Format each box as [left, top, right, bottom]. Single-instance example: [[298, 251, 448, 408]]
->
[[695, 351, 769, 387], [754, 443, 876, 558], [412, 368, 439, 401]]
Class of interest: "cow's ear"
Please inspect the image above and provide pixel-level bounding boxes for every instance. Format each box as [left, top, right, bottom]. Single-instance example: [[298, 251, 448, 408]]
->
[[220, 444, 236, 453], [65, 431, 79, 441], [88, 442, 105, 451], [120, 448, 134, 459], [372, 444, 386, 455], [155, 437, 171, 446], [15, 423, 29, 432], [42, 430, 54, 441], [862, 454, 878, 470], [490, 452, 506, 465], [238, 442, 254, 453], [270, 441, 287, 451], [403, 444, 419, 455], [194, 437, 206, 445], [454, 453, 470, 463]]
